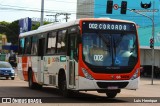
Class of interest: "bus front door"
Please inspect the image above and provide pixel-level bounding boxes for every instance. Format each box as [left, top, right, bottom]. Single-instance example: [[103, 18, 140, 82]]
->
[[68, 34, 77, 89]]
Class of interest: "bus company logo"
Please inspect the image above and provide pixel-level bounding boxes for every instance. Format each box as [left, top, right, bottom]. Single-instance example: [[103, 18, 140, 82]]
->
[[111, 75, 121, 80], [116, 75, 121, 79], [141, 1, 151, 9], [1, 98, 42, 103], [2, 98, 11, 103]]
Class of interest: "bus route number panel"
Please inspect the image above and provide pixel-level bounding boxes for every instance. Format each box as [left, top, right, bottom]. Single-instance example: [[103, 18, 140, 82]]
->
[[82, 21, 136, 32]]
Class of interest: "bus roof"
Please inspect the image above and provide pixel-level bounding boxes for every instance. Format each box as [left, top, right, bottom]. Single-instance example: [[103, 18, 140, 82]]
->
[[19, 18, 135, 38]]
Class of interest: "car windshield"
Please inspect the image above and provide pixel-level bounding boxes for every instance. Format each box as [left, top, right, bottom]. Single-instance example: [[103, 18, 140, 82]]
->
[[0, 62, 12, 68], [82, 33, 137, 67]]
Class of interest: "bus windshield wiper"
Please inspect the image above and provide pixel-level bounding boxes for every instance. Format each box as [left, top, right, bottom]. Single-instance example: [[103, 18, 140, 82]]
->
[[97, 33, 111, 48]]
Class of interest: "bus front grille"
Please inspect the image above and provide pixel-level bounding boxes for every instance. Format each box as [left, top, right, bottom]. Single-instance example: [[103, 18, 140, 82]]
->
[[96, 82, 129, 88]]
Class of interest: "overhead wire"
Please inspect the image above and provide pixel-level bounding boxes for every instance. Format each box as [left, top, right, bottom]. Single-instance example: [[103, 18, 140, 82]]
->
[[0, 0, 159, 23], [0, 4, 156, 18], [0, 0, 109, 14], [0, 0, 158, 17], [0, 6, 157, 19], [45, 0, 77, 4], [0, 4, 67, 13], [0, 0, 158, 13], [0, 6, 153, 18]]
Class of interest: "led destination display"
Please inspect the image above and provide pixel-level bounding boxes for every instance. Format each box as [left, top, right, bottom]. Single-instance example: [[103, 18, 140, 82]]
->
[[82, 22, 136, 32]]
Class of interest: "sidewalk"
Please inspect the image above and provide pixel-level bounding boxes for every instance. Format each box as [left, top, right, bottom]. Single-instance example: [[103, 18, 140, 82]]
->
[[119, 77, 160, 97]]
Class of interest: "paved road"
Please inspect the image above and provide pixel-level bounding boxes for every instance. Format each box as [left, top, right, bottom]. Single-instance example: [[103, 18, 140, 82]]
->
[[0, 76, 160, 106]]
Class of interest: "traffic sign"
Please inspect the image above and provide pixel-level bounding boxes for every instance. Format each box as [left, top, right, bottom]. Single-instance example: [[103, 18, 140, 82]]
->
[[150, 38, 154, 48], [121, 1, 127, 14], [113, 4, 119, 10], [106, 1, 113, 14]]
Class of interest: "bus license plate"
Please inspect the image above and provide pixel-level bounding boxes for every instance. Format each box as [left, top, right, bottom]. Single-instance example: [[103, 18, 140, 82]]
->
[[107, 86, 118, 90], [4, 73, 9, 75]]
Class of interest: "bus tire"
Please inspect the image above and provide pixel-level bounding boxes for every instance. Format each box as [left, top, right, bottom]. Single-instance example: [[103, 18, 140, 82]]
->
[[28, 70, 42, 90], [28, 70, 37, 89], [36, 84, 43, 90], [106, 92, 117, 98], [58, 71, 71, 97], [62, 80, 69, 97]]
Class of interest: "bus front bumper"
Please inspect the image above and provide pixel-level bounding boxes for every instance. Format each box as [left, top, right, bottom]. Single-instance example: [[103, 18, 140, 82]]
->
[[78, 76, 140, 91]]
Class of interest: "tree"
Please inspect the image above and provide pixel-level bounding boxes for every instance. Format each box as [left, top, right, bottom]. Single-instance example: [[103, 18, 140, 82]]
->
[[0, 21, 19, 45], [0, 21, 9, 26], [32, 21, 51, 30], [0, 21, 10, 35], [0, 20, 51, 45], [7, 21, 19, 45]]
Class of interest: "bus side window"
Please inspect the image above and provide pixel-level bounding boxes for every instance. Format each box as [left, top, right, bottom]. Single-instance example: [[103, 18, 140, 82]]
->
[[31, 36, 38, 55], [69, 34, 78, 60], [19, 38, 25, 55], [24, 37, 32, 54], [57, 30, 67, 54], [47, 32, 56, 54]]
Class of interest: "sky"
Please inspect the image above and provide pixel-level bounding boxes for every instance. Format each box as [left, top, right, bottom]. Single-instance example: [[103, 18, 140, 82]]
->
[[0, 0, 77, 22]]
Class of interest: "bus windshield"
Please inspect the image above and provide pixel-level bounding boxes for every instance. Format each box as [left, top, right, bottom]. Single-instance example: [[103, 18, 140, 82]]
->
[[82, 32, 138, 67]]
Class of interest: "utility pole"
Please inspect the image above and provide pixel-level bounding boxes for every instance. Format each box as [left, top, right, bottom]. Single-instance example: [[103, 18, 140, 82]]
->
[[63, 13, 71, 22], [47, 13, 71, 22], [151, 0, 155, 85], [40, 0, 44, 26], [128, 8, 155, 84], [46, 13, 60, 22]]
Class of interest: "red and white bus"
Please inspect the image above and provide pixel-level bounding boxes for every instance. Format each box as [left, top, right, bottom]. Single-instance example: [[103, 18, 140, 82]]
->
[[17, 18, 140, 98]]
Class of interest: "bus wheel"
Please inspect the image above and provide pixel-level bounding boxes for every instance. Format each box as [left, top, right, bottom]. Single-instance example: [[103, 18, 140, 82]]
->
[[62, 80, 69, 96], [62, 79, 74, 97], [59, 72, 71, 97], [28, 71, 36, 89], [106, 92, 117, 98], [28, 71, 42, 89]]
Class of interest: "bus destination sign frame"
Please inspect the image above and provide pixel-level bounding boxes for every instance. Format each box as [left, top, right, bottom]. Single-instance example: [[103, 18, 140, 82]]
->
[[82, 21, 136, 32]]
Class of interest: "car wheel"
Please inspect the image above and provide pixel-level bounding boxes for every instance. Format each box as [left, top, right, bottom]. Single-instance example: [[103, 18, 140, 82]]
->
[[11, 77, 15, 80], [6, 77, 9, 80]]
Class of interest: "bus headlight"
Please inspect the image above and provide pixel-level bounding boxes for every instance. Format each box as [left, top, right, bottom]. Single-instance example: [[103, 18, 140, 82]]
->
[[82, 68, 94, 80], [130, 69, 139, 80]]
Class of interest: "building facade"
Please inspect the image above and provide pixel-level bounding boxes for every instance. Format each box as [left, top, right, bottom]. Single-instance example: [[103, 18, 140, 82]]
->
[[76, 0, 94, 19]]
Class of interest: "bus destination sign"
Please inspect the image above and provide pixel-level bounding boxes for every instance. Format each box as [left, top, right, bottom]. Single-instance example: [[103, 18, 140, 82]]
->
[[82, 22, 136, 32]]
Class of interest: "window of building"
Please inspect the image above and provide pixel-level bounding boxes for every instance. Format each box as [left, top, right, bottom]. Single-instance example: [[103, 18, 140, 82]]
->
[[47, 32, 56, 54]]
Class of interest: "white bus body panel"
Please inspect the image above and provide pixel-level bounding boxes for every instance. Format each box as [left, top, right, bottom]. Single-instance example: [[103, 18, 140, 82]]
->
[[18, 55, 139, 90], [17, 56, 39, 82], [43, 56, 68, 86], [78, 76, 140, 90], [17, 57, 24, 80]]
